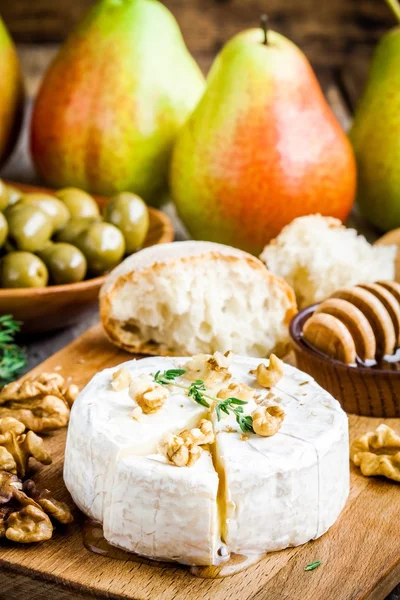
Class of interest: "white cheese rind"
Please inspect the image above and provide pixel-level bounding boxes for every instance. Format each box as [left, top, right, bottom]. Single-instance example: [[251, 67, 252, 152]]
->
[[63, 357, 209, 522], [64, 355, 349, 565], [211, 358, 349, 554], [104, 452, 220, 565]]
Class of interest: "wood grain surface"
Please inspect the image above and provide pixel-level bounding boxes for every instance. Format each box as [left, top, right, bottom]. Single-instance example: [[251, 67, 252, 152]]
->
[[0, 0, 394, 73], [0, 8, 399, 598], [0, 324, 399, 600]]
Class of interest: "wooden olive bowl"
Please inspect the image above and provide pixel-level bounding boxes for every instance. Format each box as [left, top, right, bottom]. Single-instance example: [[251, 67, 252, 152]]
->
[[290, 305, 400, 418], [0, 182, 174, 333]]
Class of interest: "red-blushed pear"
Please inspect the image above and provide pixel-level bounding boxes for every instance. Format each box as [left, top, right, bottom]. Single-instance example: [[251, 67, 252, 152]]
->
[[0, 17, 23, 167], [170, 20, 356, 255], [30, 0, 205, 206]]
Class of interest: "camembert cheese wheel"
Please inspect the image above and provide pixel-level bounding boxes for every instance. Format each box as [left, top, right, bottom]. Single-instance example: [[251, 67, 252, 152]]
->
[[64, 355, 349, 566]]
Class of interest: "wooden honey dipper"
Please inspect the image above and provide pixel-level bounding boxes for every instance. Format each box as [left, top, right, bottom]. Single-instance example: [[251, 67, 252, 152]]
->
[[302, 281, 400, 365]]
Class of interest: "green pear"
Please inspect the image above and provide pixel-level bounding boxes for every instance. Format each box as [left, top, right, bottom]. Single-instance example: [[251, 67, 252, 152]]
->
[[31, 0, 205, 206], [0, 16, 23, 167], [170, 21, 355, 253], [350, 0, 400, 231]]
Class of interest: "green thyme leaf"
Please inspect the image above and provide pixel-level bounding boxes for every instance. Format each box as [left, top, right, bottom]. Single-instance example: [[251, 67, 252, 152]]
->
[[227, 397, 247, 406], [305, 561, 321, 571], [0, 315, 26, 387], [188, 380, 210, 407], [152, 368, 256, 434], [154, 369, 186, 385], [236, 413, 254, 434], [192, 379, 206, 390]]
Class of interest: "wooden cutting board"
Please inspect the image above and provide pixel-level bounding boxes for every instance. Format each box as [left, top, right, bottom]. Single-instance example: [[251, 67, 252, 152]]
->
[[0, 325, 399, 600]]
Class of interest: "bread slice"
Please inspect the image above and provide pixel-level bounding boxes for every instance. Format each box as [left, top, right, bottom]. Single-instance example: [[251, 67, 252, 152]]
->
[[260, 215, 396, 309], [100, 241, 297, 357]]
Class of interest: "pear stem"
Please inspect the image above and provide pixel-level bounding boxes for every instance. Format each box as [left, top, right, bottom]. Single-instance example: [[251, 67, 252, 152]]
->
[[260, 14, 268, 45], [385, 0, 400, 23]]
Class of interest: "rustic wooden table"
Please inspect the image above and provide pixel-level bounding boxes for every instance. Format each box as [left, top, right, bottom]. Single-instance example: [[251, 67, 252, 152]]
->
[[0, 44, 399, 600]]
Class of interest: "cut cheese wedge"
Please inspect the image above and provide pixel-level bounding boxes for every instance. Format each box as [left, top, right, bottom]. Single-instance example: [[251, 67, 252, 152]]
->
[[63, 357, 209, 523], [212, 358, 349, 554], [104, 452, 220, 565], [64, 355, 349, 566]]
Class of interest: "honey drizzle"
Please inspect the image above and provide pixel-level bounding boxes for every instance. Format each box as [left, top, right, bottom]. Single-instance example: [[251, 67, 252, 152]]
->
[[82, 520, 265, 579]]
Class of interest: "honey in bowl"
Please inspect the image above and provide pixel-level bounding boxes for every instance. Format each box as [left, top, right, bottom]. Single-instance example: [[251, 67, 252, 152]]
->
[[289, 285, 400, 418], [302, 281, 400, 369]]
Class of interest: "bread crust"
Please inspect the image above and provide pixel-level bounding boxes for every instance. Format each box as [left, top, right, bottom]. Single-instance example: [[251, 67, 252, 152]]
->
[[100, 241, 297, 356]]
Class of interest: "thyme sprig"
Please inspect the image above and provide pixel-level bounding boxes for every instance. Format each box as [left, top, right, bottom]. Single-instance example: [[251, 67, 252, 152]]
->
[[188, 380, 209, 408], [305, 560, 321, 571], [153, 369, 255, 434], [154, 369, 186, 385], [0, 315, 27, 387], [217, 398, 254, 433]]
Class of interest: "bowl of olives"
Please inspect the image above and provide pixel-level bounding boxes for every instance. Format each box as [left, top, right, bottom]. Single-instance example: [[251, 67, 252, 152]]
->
[[0, 181, 174, 333]]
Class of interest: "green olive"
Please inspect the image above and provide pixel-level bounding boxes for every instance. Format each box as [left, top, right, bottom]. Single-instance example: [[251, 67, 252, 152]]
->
[[104, 192, 149, 254], [0, 180, 10, 211], [55, 217, 98, 244], [3, 239, 16, 253], [0, 213, 8, 249], [55, 188, 100, 219], [0, 252, 48, 288], [18, 193, 70, 231], [5, 185, 22, 207], [0, 213, 8, 248], [38, 242, 87, 285], [75, 222, 125, 275], [6, 204, 53, 252]]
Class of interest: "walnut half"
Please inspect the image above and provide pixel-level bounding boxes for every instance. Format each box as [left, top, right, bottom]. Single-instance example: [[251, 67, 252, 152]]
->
[[22, 480, 73, 525], [180, 419, 215, 446], [129, 374, 169, 414], [252, 405, 285, 437], [111, 367, 132, 391], [0, 470, 73, 544], [351, 424, 400, 482], [0, 417, 52, 477], [159, 419, 215, 467], [217, 382, 255, 402], [251, 354, 284, 389], [159, 433, 202, 467], [182, 352, 233, 389], [6, 505, 53, 544], [0, 372, 79, 432]]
